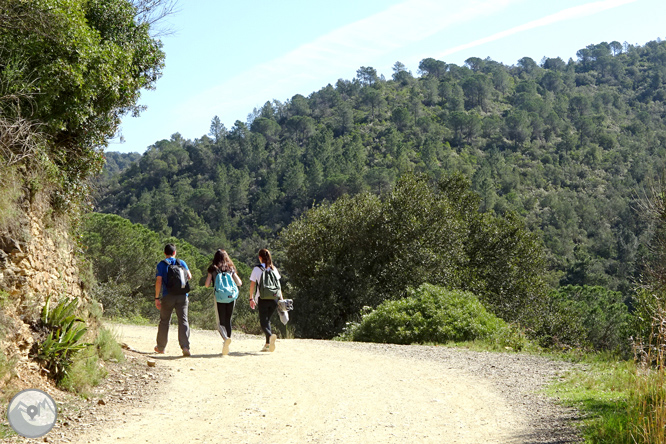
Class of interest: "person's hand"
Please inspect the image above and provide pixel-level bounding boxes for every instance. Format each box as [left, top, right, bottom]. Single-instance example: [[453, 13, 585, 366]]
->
[[249, 298, 256, 310], [155, 299, 161, 310]]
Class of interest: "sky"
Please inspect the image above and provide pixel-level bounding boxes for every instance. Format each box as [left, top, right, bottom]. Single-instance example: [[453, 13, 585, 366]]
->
[[112, 0, 666, 153]]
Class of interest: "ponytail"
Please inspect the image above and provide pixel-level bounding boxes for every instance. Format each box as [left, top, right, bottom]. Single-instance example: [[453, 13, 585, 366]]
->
[[258, 248, 273, 269]]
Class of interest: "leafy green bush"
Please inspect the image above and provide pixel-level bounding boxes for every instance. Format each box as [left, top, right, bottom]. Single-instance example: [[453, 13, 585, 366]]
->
[[62, 326, 129, 397], [538, 285, 630, 352], [487, 323, 530, 351], [341, 284, 516, 345], [91, 282, 152, 321], [0, 0, 165, 211]]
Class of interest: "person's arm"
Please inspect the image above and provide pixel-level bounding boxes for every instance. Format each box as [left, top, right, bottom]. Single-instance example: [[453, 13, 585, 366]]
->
[[204, 272, 212, 288], [155, 276, 162, 309], [181, 260, 192, 280], [232, 271, 242, 287], [249, 280, 256, 309]]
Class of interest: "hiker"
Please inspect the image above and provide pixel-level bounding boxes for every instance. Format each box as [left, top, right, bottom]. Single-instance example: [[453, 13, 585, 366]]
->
[[205, 249, 242, 355], [249, 248, 283, 352], [154, 243, 192, 357]]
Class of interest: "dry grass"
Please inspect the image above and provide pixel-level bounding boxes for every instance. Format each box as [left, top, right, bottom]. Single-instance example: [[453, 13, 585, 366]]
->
[[631, 308, 666, 443], [0, 163, 23, 233]]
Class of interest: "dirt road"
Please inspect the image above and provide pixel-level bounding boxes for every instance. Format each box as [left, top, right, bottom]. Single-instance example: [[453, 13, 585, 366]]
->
[[71, 324, 577, 444]]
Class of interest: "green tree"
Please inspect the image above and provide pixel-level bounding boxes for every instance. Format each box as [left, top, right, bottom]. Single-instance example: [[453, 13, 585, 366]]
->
[[209, 116, 226, 143], [0, 0, 165, 193], [418, 57, 447, 78], [392, 61, 413, 85], [280, 174, 547, 338], [356, 66, 379, 86]]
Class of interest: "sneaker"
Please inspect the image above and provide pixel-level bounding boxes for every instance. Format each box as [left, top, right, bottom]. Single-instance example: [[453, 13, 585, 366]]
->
[[222, 338, 231, 356], [260, 344, 270, 352], [154, 346, 165, 354], [182, 348, 191, 357], [269, 334, 277, 352]]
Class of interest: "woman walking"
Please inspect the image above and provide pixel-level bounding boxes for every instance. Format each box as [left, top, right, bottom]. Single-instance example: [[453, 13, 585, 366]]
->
[[249, 248, 282, 352], [205, 249, 242, 355]]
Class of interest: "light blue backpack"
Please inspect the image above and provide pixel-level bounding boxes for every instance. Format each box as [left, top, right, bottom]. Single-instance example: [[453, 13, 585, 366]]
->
[[214, 271, 239, 303]]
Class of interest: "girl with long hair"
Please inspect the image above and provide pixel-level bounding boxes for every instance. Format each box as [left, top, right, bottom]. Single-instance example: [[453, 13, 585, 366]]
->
[[249, 248, 282, 352], [205, 249, 242, 355]]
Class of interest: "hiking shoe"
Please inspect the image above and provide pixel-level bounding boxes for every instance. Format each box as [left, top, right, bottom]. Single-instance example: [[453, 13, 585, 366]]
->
[[269, 334, 277, 352], [182, 348, 191, 357], [154, 346, 165, 354], [222, 338, 231, 356], [260, 344, 270, 352]]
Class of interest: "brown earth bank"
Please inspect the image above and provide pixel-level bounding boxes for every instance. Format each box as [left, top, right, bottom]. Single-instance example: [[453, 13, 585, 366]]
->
[[3, 323, 583, 444]]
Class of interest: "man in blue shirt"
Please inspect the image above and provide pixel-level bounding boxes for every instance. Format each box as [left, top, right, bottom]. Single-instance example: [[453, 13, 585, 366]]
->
[[155, 243, 192, 356]]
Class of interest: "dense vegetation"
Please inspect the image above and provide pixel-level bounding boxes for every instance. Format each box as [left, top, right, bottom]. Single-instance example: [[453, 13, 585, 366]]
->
[[68, 28, 666, 443], [280, 173, 546, 338], [98, 39, 666, 300], [12, 0, 666, 440], [0, 0, 167, 399], [0, 0, 165, 217]]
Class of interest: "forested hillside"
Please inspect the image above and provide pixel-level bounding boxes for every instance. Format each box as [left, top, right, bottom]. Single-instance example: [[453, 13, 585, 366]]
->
[[98, 39, 666, 295], [100, 151, 142, 181]]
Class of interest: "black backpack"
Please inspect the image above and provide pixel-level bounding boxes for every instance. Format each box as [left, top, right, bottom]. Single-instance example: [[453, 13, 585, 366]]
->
[[164, 259, 190, 296]]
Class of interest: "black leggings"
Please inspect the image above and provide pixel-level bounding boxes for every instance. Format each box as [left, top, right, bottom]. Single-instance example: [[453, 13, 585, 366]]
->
[[216, 301, 235, 337], [258, 298, 278, 343]]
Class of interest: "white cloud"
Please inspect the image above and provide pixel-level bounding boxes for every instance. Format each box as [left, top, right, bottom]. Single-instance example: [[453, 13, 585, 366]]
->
[[437, 0, 638, 59]]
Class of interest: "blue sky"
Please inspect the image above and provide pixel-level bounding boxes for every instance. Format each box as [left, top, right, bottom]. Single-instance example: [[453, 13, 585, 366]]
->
[[112, 0, 666, 153]]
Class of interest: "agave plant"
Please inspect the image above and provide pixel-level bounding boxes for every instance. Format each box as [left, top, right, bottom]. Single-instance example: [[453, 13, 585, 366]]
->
[[41, 295, 84, 329], [34, 296, 89, 381]]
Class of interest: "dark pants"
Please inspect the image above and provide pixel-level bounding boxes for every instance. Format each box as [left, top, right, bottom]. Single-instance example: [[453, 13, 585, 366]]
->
[[156, 294, 190, 350], [216, 301, 235, 338], [258, 298, 278, 343]]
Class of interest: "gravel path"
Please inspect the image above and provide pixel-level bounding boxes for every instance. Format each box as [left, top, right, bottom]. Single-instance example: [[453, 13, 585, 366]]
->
[[327, 341, 583, 443], [5, 324, 583, 444]]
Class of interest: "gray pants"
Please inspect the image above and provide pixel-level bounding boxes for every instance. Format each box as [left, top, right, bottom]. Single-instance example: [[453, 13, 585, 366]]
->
[[156, 294, 190, 350]]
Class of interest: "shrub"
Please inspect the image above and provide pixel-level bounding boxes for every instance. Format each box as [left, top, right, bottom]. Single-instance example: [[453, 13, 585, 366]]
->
[[61, 327, 127, 398], [342, 284, 512, 345], [94, 327, 124, 362], [538, 285, 630, 352], [186, 286, 217, 330]]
